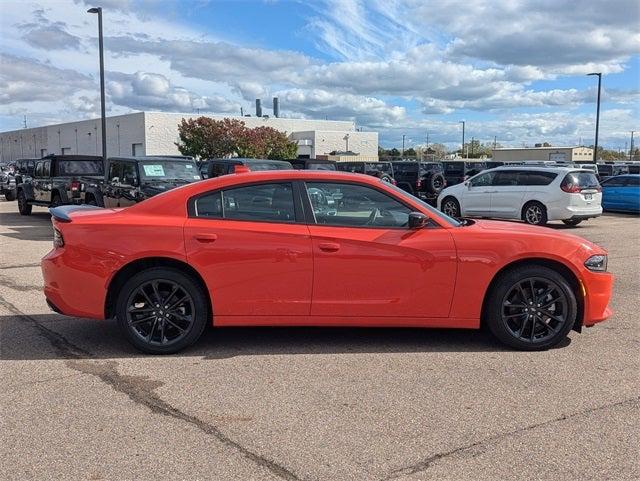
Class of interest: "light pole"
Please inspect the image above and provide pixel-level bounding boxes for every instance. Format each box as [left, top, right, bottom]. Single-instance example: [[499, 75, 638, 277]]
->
[[459, 121, 465, 158], [631, 131, 635, 162], [587, 72, 602, 163], [402, 134, 406, 156], [88, 7, 107, 163]]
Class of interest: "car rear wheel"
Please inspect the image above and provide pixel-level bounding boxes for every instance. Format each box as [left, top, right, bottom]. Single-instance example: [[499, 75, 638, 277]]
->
[[17, 190, 32, 215], [522, 201, 547, 226], [51, 193, 62, 208], [5, 191, 15, 201], [441, 197, 460, 217], [485, 265, 577, 350], [562, 219, 582, 226], [116, 267, 208, 354]]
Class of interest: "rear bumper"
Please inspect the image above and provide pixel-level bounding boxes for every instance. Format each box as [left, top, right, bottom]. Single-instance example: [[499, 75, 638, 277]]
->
[[581, 270, 614, 326], [42, 248, 106, 319], [548, 204, 602, 221]]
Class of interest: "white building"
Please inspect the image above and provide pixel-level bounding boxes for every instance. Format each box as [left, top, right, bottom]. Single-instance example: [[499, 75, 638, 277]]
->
[[0, 112, 378, 162], [491, 146, 594, 163]]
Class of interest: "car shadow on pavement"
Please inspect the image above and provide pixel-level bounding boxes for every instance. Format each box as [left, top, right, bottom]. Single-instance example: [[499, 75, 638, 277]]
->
[[1, 313, 573, 361], [0, 210, 52, 241]]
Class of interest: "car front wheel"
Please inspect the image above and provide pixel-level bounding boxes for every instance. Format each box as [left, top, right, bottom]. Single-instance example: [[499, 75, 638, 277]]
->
[[523, 202, 547, 226], [17, 190, 32, 215], [116, 267, 208, 354], [485, 265, 577, 350], [441, 197, 460, 217]]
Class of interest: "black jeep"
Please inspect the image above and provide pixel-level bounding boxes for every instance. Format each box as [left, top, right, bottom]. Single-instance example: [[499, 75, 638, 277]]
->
[[83, 156, 203, 208], [289, 159, 337, 170], [441, 161, 488, 186], [1, 162, 17, 201], [334, 161, 396, 183], [16, 155, 104, 215], [203, 158, 293, 179], [390, 161, 446, 204]]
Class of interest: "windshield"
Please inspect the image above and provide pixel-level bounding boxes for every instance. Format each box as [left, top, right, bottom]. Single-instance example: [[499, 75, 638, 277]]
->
[[139, 161, 201, 181], [384, 181, 461, 227], [57, 160, 104, 176]]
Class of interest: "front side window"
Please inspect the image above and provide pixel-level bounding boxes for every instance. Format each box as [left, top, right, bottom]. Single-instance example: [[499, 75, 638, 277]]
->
[[306, 182, 412, 228], [121, 163, 138, 186], [470, 171, 495, 187], [195, 183, 296, 223], [624, 176, 640, 186], [601, 177, 626, 187], [108, 162, 122, 182], [42, 161, 50, 177], [35, 162, 43, 177]]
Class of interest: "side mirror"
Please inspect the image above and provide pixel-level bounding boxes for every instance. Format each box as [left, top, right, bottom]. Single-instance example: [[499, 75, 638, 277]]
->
[[408, 212, 428, 229], [465, 181, 471, 188]]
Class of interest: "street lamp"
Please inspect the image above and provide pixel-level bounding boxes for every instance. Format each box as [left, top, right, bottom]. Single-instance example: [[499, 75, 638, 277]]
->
[[631, 131, 636, 162], [88, 6, 107, 163], [459, 121, 465, 158], [587, 72, 602, 163], [402, 134, 406, 156]]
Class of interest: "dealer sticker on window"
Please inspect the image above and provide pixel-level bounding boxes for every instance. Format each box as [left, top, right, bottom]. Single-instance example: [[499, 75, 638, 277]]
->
[[143, 164, 165, 176]]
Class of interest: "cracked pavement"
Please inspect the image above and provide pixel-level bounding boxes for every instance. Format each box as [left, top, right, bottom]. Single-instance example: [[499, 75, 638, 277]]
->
[[1, 201, 638, 480]]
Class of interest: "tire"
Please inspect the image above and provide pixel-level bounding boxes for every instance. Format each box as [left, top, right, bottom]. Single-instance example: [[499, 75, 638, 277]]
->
[[116, 267, 209, 354], [17, 190, 32, 216], [4, 191, 15, 202], [441, 196, 461, 217], [86, 197, 97, 206], [522, 201, 547, 226], [485, 265, 577, 350], [51, 193, 62, 208], [425, 173, 445, 195], [562, 219, 582, 227]]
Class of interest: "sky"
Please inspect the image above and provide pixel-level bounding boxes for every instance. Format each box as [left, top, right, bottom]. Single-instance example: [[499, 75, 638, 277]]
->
[[0, 0, 638, 150]]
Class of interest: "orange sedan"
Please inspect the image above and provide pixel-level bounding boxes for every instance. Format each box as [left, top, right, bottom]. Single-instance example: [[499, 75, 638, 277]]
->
[[41, 170, 613, 354]]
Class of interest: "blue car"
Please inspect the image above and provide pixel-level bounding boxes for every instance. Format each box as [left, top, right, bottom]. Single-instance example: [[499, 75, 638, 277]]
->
[[601, 174, 640, 213]]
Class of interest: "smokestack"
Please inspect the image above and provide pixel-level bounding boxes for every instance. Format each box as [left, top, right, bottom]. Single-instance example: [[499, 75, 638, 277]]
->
[[273, 97, 280, 118], [255, 99, 262, 117]]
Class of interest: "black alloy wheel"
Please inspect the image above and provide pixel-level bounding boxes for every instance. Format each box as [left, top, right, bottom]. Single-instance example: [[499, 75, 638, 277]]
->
[[485, 266, 577, 350], [17, 190, 32, 215], [116, 268, 208, 354]]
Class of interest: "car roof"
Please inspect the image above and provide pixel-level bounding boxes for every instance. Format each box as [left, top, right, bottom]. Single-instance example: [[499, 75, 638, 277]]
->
[[485, 165, 592, 173], [108, 156, 196, 162]]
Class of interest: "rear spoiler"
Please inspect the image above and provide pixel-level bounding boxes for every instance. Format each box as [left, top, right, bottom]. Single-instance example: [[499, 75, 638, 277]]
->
[[49, 205, 103, 223]]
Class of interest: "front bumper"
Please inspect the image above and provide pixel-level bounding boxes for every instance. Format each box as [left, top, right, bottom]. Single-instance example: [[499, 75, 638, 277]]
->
[[581, 270, 614, 326]]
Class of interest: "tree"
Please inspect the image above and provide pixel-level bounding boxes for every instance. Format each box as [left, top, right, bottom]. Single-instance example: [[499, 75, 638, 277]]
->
[[403, 147, 417, 158], [388, 147, 400, 157], [176, 117, 297, 160]]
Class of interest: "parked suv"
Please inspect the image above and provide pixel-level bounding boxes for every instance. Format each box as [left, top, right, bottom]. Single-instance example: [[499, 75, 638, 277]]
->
[[437, 166, 602, 226], [391, 161, 446, 204], [0, 162, 17, 201], [597, 163, 628, 179], [17, 155, 104, 215], [442, 161, 487, 186], [335, 161, 395, 183], [204, 158, 292, 179], [83, 156, 202, 207]]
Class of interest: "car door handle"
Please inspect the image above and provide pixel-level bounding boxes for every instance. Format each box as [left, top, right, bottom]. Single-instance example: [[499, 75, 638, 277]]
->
[[318, 241, 340, 252], [194, 233, 218, 243]]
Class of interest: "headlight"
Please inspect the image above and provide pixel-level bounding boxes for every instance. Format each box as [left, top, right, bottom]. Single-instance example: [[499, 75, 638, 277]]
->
[[584, 254, 607, 272], [53, 228, 64, 248]]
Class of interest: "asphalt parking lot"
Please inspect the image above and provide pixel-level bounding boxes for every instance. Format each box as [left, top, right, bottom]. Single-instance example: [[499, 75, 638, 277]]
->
[[1, 199, 638, 481]]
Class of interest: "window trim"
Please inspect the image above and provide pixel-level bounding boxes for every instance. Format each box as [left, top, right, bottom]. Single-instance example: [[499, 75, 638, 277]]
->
[[301, 179, 430, 230], [188, 180, 305, 225]]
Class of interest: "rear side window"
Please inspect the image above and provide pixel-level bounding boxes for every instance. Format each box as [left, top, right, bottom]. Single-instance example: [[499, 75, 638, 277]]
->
[[493, 171, 519, 186], [518, 171, 557, 186], [625, 176, 640, 186], [392, 163, 418, 174], [444, 163, 464, 173], [195, 183, 296, 223], [57, 160, 104, 176]]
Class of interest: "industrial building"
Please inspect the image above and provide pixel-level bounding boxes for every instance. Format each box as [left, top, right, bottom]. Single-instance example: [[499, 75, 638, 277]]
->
[[0, 101, 378, 162], [491, 146, 594, 163]]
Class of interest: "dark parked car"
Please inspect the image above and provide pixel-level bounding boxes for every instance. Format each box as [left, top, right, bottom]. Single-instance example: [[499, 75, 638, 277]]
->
[[1, 162, 17, 201], [83, 156, 202, 208], [334, 161, 395, 183], [17, 155, 104, 215], [597, 163, 629, 179], [442, 161, 488, 186], [289, 159, 337, 170], [204, 158, 293, 179], [391, 161, 446, 204], [625, 163, 640, 174]]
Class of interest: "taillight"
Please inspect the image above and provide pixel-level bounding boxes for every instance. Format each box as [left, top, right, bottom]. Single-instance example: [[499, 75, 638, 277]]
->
[[53, 228, 64, 248], [561, 183, 580, 193], [70, 180, 80, 191]]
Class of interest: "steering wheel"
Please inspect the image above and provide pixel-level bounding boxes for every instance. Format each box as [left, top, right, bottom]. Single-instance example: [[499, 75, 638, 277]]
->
[[366, 208, 381, 225]]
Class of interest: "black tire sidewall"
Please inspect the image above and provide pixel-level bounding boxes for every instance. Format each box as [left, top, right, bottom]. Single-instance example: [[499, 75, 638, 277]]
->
[[18, 191, 32, 215], [5, 191, 15, 201], [115, 267, 209, 354], [562, 219, 582, 226], [485, 265, 577, 350]]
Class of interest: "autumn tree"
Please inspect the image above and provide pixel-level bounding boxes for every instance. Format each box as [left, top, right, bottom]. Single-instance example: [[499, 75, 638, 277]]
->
[[176, 117, 297, 160]]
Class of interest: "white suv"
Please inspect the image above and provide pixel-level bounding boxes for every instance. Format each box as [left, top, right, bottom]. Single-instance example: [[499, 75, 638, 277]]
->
[[437, 166, 602, 226]]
